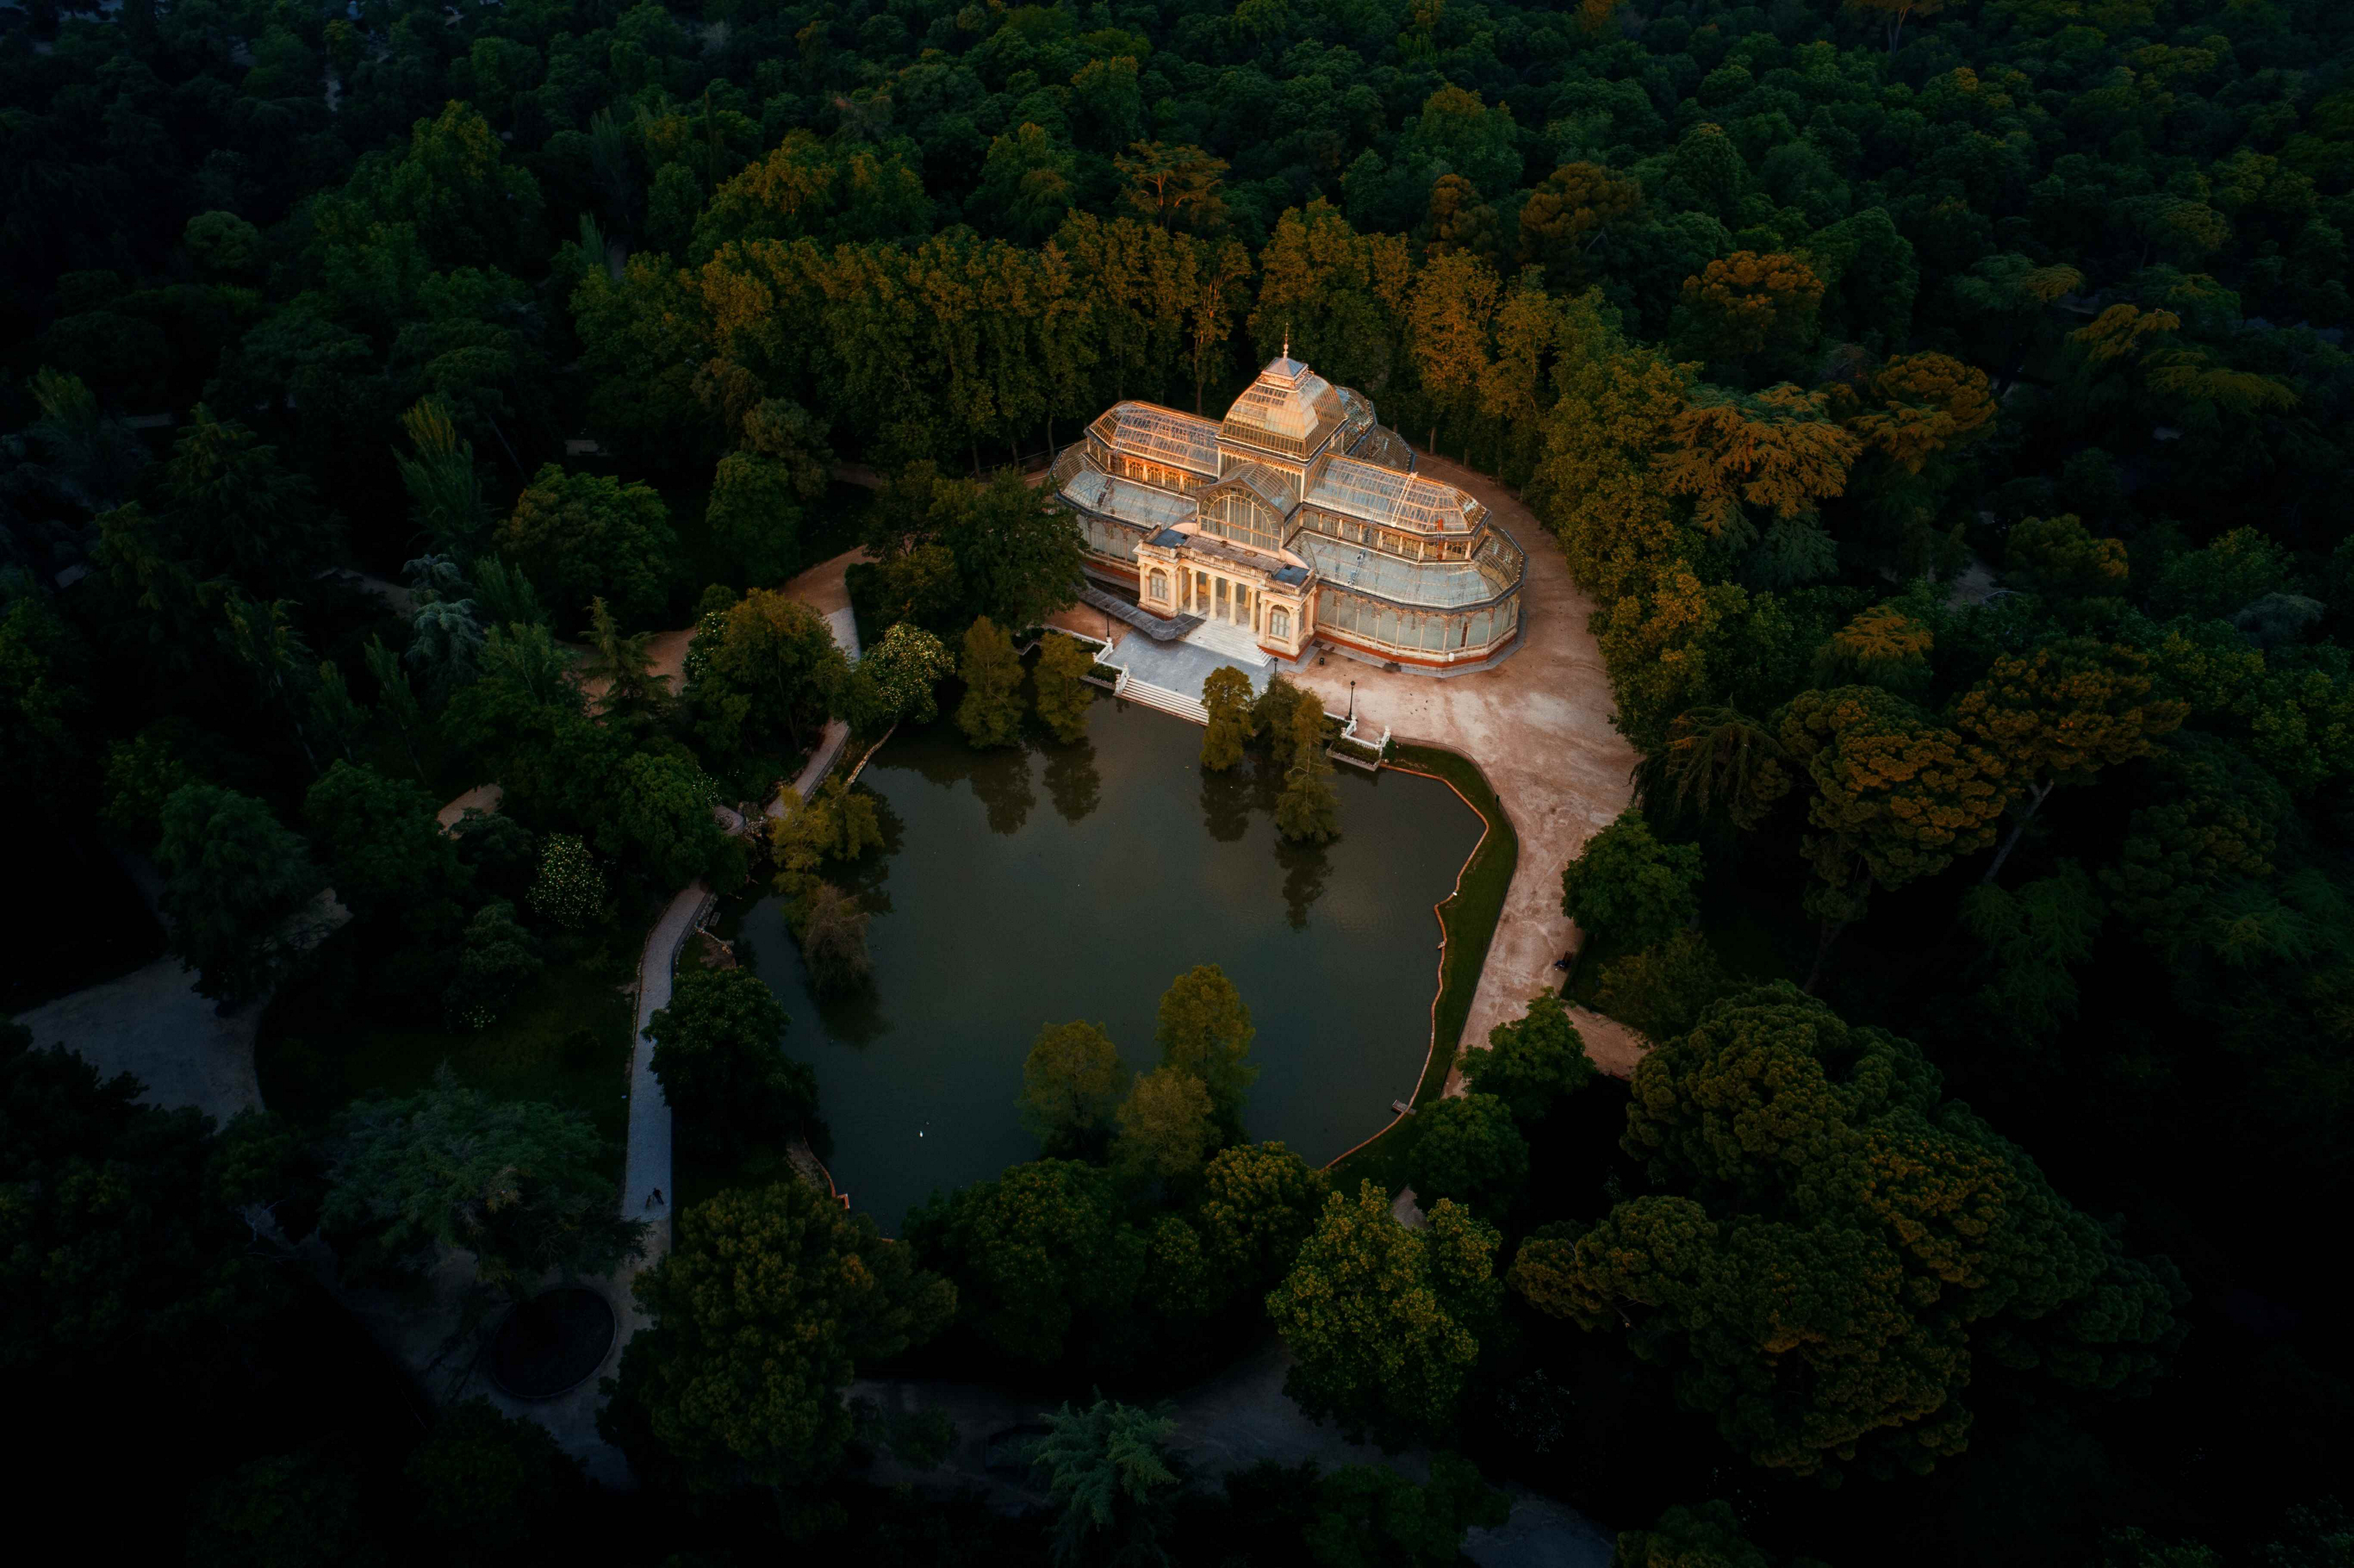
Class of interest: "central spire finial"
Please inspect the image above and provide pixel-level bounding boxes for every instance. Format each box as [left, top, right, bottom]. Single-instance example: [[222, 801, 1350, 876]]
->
[[1283, 324, 1291, 362]]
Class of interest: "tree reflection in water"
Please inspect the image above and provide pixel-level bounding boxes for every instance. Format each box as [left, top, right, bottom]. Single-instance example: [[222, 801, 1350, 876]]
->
[[1198, 764, 1252, 843], [1044, 738, 1100, 824], [1276, 838, 1329, 930]]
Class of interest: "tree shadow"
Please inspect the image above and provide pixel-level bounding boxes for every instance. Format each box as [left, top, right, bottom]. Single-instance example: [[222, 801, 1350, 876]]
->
[[1043, 738, 1101, 825]]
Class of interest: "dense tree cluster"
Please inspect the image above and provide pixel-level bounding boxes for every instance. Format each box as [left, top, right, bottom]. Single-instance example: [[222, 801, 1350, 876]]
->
[[8, 0, 2354, 1561]]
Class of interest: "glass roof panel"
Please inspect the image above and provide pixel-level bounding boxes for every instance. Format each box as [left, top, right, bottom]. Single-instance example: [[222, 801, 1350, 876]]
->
[[1221, 362, 1347, 454], [1090, 402, 1221, 474], [1304, 457, 1487, 534], [1215, 462, 1296, 515], [1347, 424, 1415, 472], [1294, 534, 1512, 609], [1060, 467, 1198, 531]]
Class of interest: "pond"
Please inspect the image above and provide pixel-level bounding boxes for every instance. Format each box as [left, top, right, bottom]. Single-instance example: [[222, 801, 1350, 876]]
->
[[739, 692, 1486, 1232]]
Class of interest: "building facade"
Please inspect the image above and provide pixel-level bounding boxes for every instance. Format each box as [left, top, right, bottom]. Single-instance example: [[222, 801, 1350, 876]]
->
[[1050, 353, 1527, 671]]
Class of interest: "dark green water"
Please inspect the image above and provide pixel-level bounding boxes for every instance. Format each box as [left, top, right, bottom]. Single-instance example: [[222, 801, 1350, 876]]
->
[[741, 693, 1483, 1232]]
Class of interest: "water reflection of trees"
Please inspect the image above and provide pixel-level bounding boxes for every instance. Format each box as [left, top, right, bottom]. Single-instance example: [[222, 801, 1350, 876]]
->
[[970, 748, 1035, 834], [826, 786, 903, 916], [1043, 738, 1100, 823], [1198, 765, 1252, 842], [897, 727, 1037, 835], [1276, 838, 1328, 929]]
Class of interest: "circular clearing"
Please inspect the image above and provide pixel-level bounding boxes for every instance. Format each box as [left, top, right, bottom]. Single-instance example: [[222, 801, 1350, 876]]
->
[[488, 1287, 616, 1400]]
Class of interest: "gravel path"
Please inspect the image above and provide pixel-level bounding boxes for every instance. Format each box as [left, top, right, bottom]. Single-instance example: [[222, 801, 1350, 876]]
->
[[11, 953, 264, 1124], [8, 856, 349, 1123], [1283, 452, 1646, 1079]]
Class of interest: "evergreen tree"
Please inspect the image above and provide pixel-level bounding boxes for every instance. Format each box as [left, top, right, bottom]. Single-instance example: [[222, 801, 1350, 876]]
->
[[1275, 698, 1341, 845], [1200, 666, 1255, 772], [1029, 1397, 1183, 1568]]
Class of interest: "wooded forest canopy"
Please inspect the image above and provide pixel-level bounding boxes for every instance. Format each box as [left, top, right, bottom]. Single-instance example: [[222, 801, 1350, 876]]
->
[[5, 0, 2354, 1564]]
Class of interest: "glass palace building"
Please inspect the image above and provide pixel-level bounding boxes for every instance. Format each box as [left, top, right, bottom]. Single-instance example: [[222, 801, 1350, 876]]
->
[[1049, 352, 1528, 671]]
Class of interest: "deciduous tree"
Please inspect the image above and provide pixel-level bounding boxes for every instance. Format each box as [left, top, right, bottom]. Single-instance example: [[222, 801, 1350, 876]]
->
[[1192, 1142, 1331, 1304], [1672, 252, 1824, 374], [1524, 985, 2184, 1477], [1461, 995, 1595, 1123], [1033, 632, 1097, 743], [1952, 642, 2188, 881], [1155, 964, 1259, 1139], [1593, 930, 1737, 1042], [496, 464, 677, 627], [1405, 1093, 1529, 1214], [956, 615, 1026, 748], [1267, 1182, 1502, 1449], [2006, 514, 2129, 602], [1559, 809, 1703, 950], [607, 1180, 952, 1491], [157, 783, 327, 1003], [1775, 686, 2009, 942], [1115, 1065, 1219, 1183], [1021, 1021, 1132, 1159], [647, 964, 817, 1164], [944, 473, 1084, 632], [905, 1159, 1143, 1369]]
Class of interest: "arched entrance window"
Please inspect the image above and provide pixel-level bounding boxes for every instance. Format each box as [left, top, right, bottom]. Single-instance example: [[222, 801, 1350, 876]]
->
[[1269, 608, 1290, 640], [1146, 569, 1169, 603]]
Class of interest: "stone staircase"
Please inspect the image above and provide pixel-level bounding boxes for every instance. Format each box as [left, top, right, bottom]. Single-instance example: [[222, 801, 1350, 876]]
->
[[1116, 677, 1210, 724], [1183, 616, 1272, 667], [1076, 580, 1201, 642]]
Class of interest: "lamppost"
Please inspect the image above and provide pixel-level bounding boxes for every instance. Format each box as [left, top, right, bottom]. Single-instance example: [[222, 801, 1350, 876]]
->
[[1348, 680, 1356, 722]]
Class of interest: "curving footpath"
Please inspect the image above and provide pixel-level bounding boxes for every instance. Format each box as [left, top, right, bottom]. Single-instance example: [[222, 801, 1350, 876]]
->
[[618, 546, 870, 1257]]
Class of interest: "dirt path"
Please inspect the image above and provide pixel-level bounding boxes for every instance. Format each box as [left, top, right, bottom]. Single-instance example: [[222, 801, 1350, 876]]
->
[[1284, 452, 1645, 1079]]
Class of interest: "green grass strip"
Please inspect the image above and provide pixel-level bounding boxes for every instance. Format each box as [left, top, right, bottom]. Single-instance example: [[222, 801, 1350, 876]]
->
[[1327, 741, 1519, 1196]]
